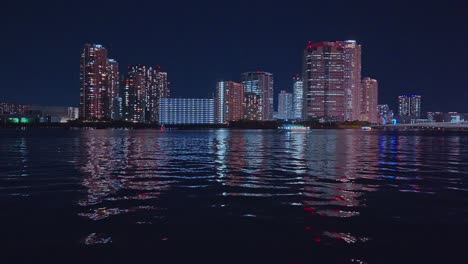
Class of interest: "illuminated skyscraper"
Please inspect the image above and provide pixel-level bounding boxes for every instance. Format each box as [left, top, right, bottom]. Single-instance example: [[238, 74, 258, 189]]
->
[[123, 65, 169, 122], [302, 41, 362, 122], [303, 41, 345, 121], [278, 90, 294, 120], [360, 77, 379, 123], [215, 81, 244, 123], [398, 95, 421, 119], [241, 71, 274, 121], [292, 76, 303, 119], [106, 59, 120, 120], [146, 68, 169, 123], [340, 40, 362, 121], [80, 44, 119, 120]]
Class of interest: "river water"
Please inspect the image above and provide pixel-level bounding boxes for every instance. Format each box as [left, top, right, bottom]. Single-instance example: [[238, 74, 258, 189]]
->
[[0, 129, 467, 263]]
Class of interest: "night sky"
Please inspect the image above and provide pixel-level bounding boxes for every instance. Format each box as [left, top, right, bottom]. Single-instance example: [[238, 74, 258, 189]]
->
[[2, 0, 467, 112]]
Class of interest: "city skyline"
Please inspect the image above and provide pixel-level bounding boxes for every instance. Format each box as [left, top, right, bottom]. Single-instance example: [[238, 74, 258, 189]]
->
[[2, 0, 467, 113]]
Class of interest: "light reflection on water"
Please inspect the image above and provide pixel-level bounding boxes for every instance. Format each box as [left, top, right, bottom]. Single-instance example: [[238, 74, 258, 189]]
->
[[1, 129, 467, 261]]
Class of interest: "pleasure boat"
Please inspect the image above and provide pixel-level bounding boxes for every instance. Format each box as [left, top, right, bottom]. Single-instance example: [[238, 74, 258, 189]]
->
[[278, 124, 310, 131]]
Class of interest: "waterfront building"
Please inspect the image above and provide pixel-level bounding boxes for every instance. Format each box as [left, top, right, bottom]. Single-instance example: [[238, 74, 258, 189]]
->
[[277, 90, 294, 120], [159, 98, 214, 125], [292, 76, 303, 119], [302, 40, 362, 122], [398, 95, 421, 119], [215, 81, 244, 124], [241, 71, 274, 121], [30, 105, 79, 123], [68, 107, 79, 120], [427, 112, 467, 123], [123, 65, 169, 122], [378, 104, 394, 124], [106, 59, 120, 120], [79, 44, 119, 120], [340, 40, 362, 121], [0, 102, 31, 115], [360, 77, 379, 123]]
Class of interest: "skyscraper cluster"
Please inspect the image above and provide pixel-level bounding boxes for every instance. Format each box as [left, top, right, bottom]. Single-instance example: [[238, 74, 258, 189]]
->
[[79, 44, 169, 122], [122, 65, 169, 122], [80, 41, 383, 124], [215, 71, 274, 123], [80, 44, 118, 120], [302, 40, 379, 123]]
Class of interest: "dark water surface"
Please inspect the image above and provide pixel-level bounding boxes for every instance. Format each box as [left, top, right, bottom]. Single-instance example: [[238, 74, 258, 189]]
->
[[1, 129, 467, 263]]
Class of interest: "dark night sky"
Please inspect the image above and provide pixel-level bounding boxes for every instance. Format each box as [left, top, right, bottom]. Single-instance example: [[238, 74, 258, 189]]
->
[[1, 0, 467, 112]]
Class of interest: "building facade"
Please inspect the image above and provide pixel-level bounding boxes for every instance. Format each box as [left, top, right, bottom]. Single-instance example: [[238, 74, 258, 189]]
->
[[241, 71, 274, 121], [303, 41, 345, 121], [123, 65, 169, 122], [341, 40, 362, 121], [215, 81, 244, 124], [106, 59, 120, 120], [277, 90, 294, 120], [378, 104, 394, 124], [292, 76, 303, 119], [398, 95, 422, 119], [360, 77, 378, 123], [0, 102, 31, 115], [302, 40, 362, 122], [79, 44, 119, 121], [159, 98, 214, 125]]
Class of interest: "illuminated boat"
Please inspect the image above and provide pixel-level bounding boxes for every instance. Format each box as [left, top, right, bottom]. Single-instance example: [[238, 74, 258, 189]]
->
[[361, 126, 372, 131], [278, 124, 310, 131]]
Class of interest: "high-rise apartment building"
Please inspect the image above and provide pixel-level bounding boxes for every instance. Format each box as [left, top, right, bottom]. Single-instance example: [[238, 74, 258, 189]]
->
[[277, 90, 294, 120], [215, 81, 244, 124], [241, 71, 274, 121], [398, 95, 421, 119], [360, 77, 378, 123], [123, 65, 169, 122], [341, 40, 362, 121], [292, 76, 303, 119], [80, 44, 119, 120], [159, 98, 214, 125], [106, 59, 120, 120], [302, 40, 362, 122]]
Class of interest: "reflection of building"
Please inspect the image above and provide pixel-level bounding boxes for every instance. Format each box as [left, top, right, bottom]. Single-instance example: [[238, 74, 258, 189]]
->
[[159, 98, 214, 124], [378, 104, 394, 124], [360, 77, 378, 123], [241, 71, 274, 121], [77, 130, 167, 220], [292, 76, 303, 120], [123, 65, 169, 123], [303, 40, 361, 121], [398, 95, 421, 121], [215, 81, 244, 123], [277, 90, 294, 120], [80, 44, 119, 120], [302, 130, 373, 218]]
